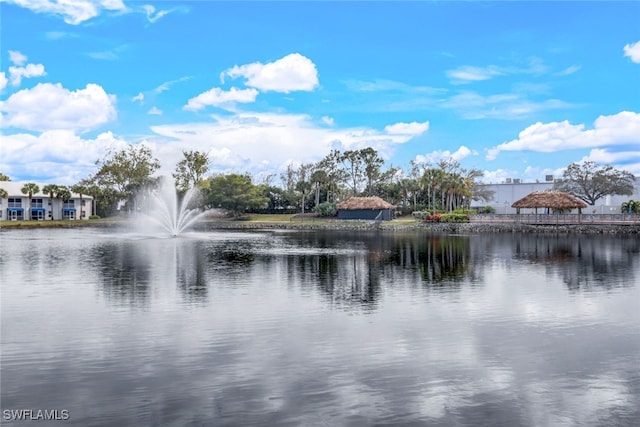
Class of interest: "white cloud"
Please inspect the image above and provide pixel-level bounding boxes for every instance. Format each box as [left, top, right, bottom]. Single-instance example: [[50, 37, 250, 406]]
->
[[9, 50, 28, 66], [446, 65, 504, 84], [184, 87, 258, 111], [87, 51, 119, 61], [148, 106, 162, 115], [223, 53, 319, 93], [555, 65, 581, 76], [44, 31, 79, 40], [344, 79, 446, 95], [414, 146, 477, 165], [0, 83, 117, 132], [481, 168, 512, 184], [149, 113, 426, 176], [623, 40, 640, 63], [486, 111, 640, 160], [446, 57, 549, 84], [153, 76, 192, 94], [0, 130, 128, 184], [0, 73, 7, 91], [581, 148, 640, 165], [130, 77, 191, 106], [8, 63, 46, 86], [5, 52, 46, 86], [6, 0, 127, 25], [141, 4, 171, 23], [384, 121, 429, 135], [321, 116, 334, 126], [441, 90, 573, 120]]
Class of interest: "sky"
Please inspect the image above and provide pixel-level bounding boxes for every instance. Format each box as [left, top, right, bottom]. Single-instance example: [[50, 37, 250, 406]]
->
[[1, 0, 639, 186]]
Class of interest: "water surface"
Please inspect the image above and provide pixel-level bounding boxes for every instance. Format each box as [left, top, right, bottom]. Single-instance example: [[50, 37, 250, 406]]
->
[[1, 228, 639, 426]]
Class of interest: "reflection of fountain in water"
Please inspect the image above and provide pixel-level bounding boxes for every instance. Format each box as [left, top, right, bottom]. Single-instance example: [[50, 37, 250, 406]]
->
[[143, 177, 208, 236]]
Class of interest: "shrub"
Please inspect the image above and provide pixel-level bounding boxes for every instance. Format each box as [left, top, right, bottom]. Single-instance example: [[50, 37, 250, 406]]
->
[[482, 206, 495, 214], [621, 200, 640, 214], [439, 213, 469, 223], [425, 213, 443, 222], [313, 202, 337, 217], [89, 215, 101, 219]]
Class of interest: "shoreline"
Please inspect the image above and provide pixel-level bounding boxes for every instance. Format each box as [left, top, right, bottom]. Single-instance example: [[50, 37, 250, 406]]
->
[[200, 220, 640, 235], [1, 218, 638, 234]]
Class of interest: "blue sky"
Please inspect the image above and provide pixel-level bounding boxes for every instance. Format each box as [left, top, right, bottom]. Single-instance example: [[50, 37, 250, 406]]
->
[[1, 1, 639, 185]]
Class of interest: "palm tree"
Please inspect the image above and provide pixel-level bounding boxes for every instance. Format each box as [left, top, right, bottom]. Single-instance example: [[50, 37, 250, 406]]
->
[[71, 184, 88, 219], [310, 169, 328, 208], [0, 187, 8, 221], [42, 184, 59, 220], [21, 182, 40, 220], [621, 200, 639, 214], [55, 186, 72, 220], [0, 187, 7, 206]]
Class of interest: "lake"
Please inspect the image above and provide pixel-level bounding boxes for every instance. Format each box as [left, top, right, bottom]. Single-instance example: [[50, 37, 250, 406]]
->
[[1, 228, 639, 426]]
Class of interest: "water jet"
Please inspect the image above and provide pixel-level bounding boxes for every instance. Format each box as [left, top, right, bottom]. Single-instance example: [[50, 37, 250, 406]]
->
[[140, 177, 208, 237]]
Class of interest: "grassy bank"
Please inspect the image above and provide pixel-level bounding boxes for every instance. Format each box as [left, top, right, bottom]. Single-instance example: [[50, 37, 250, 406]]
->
[[0, 218, 124, 229], [1, 214, 636, 234]]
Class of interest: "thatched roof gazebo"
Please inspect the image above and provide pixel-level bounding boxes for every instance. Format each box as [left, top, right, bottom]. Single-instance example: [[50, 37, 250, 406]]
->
[[511, 190, 587, 213], [337, 196, 395, 220]]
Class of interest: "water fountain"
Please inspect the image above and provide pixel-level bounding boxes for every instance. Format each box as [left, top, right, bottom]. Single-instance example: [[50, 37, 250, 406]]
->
[[141, 177, 208, 236]]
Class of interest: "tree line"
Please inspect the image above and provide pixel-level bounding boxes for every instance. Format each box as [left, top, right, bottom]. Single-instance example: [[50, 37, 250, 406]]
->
[[1, 145, 636, 218], [74, 145, 496, 217]]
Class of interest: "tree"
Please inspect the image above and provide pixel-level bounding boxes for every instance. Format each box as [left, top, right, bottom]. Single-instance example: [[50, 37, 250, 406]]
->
[[339, 150, 367, 196], [91, 144, 160, 212], [204, 174, 268, 217], [0, 188, 7, 200], [310, 169, 328, 208], [173, 150, 210, 193], [259, 184, 291, 211], [360, 147, 386, 196], [292, 163, 313, 214], [42, 184, 59, 220], [21, 182, 40, 220], [554, 161, 636, 205], [74, 179, 120, 218], [71, 184, 90, 219], [55, 186, 72, 219], [316, 149, 346, 203], [0, 172, 11, 181], [621, 200, 639, 214]]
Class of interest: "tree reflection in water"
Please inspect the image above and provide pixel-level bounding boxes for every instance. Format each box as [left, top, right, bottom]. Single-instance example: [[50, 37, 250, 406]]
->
[[510, 234, 639, 290], [272, 232, 476, 311], [93, 231, 638, 311]]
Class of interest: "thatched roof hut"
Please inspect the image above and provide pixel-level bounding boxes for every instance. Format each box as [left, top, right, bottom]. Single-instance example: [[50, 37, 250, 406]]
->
[[337, 196, 395, 220], [511, 190, 587, 211], [337, 197, 395, 210]]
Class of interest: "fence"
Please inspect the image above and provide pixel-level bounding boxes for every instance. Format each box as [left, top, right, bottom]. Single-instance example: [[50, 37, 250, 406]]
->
[[471, 213, 640, 225]]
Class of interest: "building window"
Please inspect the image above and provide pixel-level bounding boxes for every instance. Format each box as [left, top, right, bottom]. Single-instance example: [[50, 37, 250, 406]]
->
[[8, 198, 21, 208], [63, 200, 75, 209], [8, 210, 23, 220], [31, 198, 44, 208], [32, 209, 45, 220]]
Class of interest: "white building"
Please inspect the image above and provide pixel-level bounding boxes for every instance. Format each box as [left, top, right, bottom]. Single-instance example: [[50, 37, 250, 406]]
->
[[475, 177, 640, 214], [0, 182, 93, 221]]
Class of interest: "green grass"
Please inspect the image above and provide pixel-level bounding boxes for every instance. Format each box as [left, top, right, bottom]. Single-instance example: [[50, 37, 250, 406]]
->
[[389, 215, 420, 224], [243, 214, 296, 222], [0, 218, 120, 229]]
